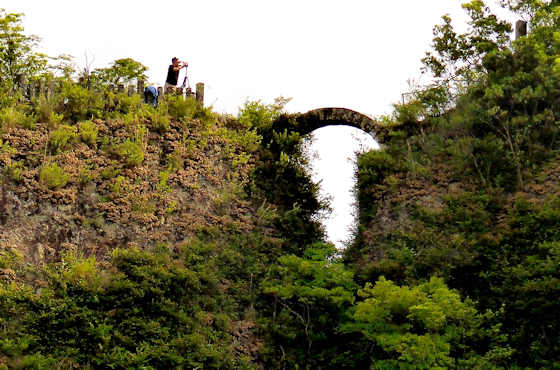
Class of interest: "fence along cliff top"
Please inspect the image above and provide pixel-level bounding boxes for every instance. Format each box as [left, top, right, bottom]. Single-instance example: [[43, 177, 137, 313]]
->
[[14, 77, 205, 106]]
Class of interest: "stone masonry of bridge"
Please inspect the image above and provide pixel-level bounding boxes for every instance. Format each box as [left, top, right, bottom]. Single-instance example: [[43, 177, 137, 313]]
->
[[272, 107, 392, 142]]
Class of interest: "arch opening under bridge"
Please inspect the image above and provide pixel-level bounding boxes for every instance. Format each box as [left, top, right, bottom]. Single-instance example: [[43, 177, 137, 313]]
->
[[295, 108, 380, 249]]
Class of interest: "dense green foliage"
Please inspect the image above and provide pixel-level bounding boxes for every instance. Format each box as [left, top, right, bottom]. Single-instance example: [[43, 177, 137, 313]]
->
[[1, 1, 560, 368], [248, 99, 327, 252], [0, 247, 247, 368], [348, 0, 560, 367]]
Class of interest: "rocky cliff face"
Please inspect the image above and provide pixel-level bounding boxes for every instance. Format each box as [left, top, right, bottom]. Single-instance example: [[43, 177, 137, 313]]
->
[[0, 115, 259, 265]]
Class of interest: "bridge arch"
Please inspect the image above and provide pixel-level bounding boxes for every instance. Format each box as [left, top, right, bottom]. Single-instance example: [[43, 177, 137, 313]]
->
[[270, 107, 389, 142], [296, 108, 377, 136]]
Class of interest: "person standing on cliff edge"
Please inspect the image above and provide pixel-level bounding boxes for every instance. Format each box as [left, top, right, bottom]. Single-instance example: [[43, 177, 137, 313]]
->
[[165, 57, 187, 94]]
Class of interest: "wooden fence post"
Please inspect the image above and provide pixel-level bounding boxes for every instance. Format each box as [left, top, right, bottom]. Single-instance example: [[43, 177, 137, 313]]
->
[[34, 81, 41, 100], [515, 20, 527, 39], [17, 74, 25, 97], [175, 87, 184, 100], [196, 82, 204, 105], [157, 86, 163, 99], [29, 80, 37, 100], [117, 84, 125, 93], [137, 79, 145, 95], [128, 85, 135, 97], [47, 80, 55, 101], [39, 80, 46, 99]]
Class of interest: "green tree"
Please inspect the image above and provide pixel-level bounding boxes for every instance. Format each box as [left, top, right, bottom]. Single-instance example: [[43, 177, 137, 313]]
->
[[262, 243, 359, 367], [0, 9, 47, 85], [422, 1, 512, 90], [92, 57, 148, 86], [418, 0, 560, 189], [342, 276, 511, 368]]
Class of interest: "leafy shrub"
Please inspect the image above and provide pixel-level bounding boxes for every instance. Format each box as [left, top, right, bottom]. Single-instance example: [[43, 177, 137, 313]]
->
[[78, 120, 98, 146], [78, 166, 96, 185], [48, 124, 77, 154], [59, 82, 103, 122], [357, 150, 398, 185], [0, 247, 239, 368], [36, 96, 63, 126], [194, 104, 215, 126], [166, 148, 184, 172], [470, 135, 517, 191], [0, 79, 19, 109], [0, 248, 23, 269], [0, 139, 15, 156], [238, 98, 287, 130], [214, 127, 262, 154], [104, 91, 141, 117], [152, 112, 170, 133], [119, 111, 138, 126], [355, 150, 400, 224], [5, 161, 24, 183], [138, 103, 170, 133], [0, 107, 36, 129], [100, 165, 120, 180], [167, 95, 198, 121], [157, 170, 171, 192], [134, 123, 148, 143], [114, 139, 144, 167], [48, 111, 64, 126], [235, 129, 261, 152], [39, 163, 68, 189], [111, 175, 127, 195], [166, 200, 178, 214], [131, 196, 155, 215]]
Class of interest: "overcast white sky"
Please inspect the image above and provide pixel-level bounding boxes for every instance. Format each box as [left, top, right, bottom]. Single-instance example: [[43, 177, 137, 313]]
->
[[2, 0, 509, 115], [304, 127, 379, 249], [2, 0, 516, 247]]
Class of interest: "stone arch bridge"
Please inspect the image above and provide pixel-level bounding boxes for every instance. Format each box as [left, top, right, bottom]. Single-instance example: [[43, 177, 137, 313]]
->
[[272, 108, 390, 142]]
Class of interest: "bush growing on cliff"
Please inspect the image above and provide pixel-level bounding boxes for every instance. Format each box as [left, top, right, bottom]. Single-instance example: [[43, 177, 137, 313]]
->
[[262, 243, 358, 367], [35, 96, 63, 126], [152, 111, 170, 133], [166, 94, 198, 121], [48, 124, 77, 153], [58, 82, 104, 122], [262, 243, 509, 368], [342, 276, 512, 368], [114, 138, 144, 167], [39, 162, 68, 189], [103, 91, 142, 117], [238, 97, 290, 131], [0, 107, 36, 130], [5, 161, 24, 183], [78, 120, 98, 146]]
